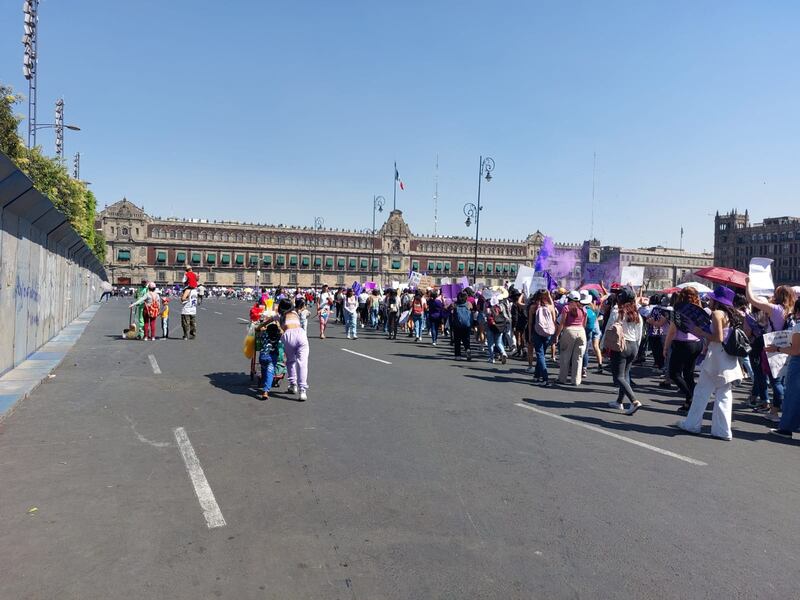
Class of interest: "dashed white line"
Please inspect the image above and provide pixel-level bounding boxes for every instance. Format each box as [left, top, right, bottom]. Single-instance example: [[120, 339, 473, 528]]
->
[[237, 317, 250, 323], [200, 307, 207, 311], [340, 348, 392, 365], [514, 402, 707, 466], [213, 311, 223, 315], [147, 354, 162, 375], [173, 427, 227, 528]]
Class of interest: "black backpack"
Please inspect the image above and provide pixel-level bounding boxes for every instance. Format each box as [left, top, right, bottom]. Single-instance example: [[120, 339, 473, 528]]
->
[[723, 326, 751, 358]]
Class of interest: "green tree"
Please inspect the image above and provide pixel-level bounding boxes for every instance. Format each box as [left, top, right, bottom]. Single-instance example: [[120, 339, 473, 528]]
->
[[1, 82, 103, 261]]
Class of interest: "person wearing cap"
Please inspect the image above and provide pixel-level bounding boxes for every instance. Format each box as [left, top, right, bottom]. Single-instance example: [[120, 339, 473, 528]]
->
[[602, 286, 644, 414], [580, 290, 603, 377], [675, 285, 744, 440], [554, 290, 588, 386]]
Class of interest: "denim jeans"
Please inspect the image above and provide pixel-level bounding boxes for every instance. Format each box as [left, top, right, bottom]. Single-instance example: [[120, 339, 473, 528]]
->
[[779, 356, 800, 432], [412, 314, 424, 338], [370, 308, 379, 328], [430, 318, 442, 344], [259, 351, 276, 393], [344, 311, 357, 337], [486, 327, 506, 361], [532, 331, 551, 381]]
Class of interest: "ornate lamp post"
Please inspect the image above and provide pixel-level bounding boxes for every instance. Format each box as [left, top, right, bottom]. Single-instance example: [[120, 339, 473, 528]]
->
[[371, 195, 385, 283], [463, 156, 494, 285]]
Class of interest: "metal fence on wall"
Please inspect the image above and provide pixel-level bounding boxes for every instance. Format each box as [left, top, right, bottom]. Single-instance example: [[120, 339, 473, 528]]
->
[[0, 151, 106, 375]]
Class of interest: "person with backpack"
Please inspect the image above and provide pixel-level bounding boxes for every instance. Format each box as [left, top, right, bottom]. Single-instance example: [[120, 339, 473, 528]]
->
[[452, 291, 473, 360], [486, 295, 509, 364], [675, 285, 744, 439], [554, 291, 588, 386], [385, 289, 400, 339], [530, 289, 557, 386], [745, 278, 797, 423], [411, 290, 427, 342], [602, 286, 644, 414], [129, 282, 161, 341]]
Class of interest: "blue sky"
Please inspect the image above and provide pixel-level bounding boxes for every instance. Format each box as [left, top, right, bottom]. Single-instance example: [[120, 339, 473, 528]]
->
[[2, 1, 799, 253]]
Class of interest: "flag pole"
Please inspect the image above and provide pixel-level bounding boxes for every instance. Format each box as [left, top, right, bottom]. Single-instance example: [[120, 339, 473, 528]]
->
[[393, 161, 397, 211]]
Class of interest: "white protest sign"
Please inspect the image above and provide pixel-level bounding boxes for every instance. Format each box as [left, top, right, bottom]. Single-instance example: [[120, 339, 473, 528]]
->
[[406, 271, 422, 288], [763, 330, 792, 378], [440, 277, 451, 285], [513, 264, 535, 292], [749, 258, 775, 299], [620, 266, 645, 287], [391, 280, 400, 290], [530, 276, 548, 292]]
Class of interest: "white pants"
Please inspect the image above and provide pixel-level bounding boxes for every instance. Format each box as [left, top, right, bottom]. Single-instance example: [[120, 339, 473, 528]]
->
[[679, 371, 733, 439]]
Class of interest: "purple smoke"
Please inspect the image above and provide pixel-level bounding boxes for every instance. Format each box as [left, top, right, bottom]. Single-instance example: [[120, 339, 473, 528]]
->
[[534, 236, 555, 272], [548, 250, 578, 278]]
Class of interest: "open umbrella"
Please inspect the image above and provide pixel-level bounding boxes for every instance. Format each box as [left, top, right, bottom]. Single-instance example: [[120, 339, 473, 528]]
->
[[662, 287, 680, 294], [694, 266, 747, 289], [677, 282, 713, 293], [579, 283, 604, 292]]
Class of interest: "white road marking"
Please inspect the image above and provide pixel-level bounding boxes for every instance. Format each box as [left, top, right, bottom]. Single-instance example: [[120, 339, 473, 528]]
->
[[514, 403, 707, 466], [340, 348, 392, 365], [173, 427, 227, 528], [213, 311, 223, 315], [147, 354, 161, 375], [200, 307, 207, 311], [237, 317, 250, 323], [124, 415, 171, 448]]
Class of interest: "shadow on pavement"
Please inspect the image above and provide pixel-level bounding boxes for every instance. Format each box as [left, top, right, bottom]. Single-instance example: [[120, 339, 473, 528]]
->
[[206, 372, 257, 397]]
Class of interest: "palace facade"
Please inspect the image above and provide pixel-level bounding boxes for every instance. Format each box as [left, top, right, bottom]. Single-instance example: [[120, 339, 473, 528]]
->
[[97, 198, 712, 290]]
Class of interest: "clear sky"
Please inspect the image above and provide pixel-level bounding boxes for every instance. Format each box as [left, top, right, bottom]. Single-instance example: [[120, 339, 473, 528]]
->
[[2, 1, 799, 253]]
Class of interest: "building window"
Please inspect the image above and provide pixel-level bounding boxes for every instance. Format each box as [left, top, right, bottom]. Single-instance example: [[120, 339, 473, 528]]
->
[[156, 251, 167, 263], [235, 254, 245, 265], [220, 254, 231, 265], [117, 249, 131, 261], [289, 273, 298, 284], [206, 272, 216, 283], [122, 227, 129, 236], [156, 270, 167, 282], [234, 271, 245, 284]]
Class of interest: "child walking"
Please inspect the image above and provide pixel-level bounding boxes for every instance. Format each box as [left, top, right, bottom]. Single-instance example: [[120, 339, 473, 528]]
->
[[161, 298, 170, 339]]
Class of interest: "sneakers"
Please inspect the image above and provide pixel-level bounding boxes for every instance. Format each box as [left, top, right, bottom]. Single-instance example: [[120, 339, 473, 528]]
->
[[525, 366, 535, 374], [581, 368, 587, 378], [500, 354, 508, 365], [608, 401, 624, 410], [287, 384, 298, 395], [432, 342, 437, 346], [769, 428, 792, 438], [353, 335, 358, 339], [764, 412, 781, 423], [299, 390, 308, 401], [625, 401, 643, 415], [488, 358, 495, 364]]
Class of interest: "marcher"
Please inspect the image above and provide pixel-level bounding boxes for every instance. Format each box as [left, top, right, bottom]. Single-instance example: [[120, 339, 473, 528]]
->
[[129, 282, 161, 341], [279, 298, 309, 401], [254, 315, 281, 400], [452, 291, 473, 360], [664, 287, 705, 413], [530, 289, 557, 386], [603, 286, 644, 414], [344, 289, 359, 339], [411, 290, 427, 342], [181, 286, 198, 339], [427, 290, 445, 346], [554, 291, 587, 385], [318, 284, 333, 339], [766, 298, 800, 438], [386, 289, 400, 339], [161, 298, 170, 339], [676, 286, 744, 440]]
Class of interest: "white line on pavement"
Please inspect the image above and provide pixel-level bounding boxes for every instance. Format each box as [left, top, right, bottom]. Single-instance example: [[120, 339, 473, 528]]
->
[[200, 307, 207, 311], [173, 427, 227, 528], [340, 348, 392, 365], [514, 403, 707, 466], [147, 354, 161, 375], [213, 311, 223, 315], [237, 317, 250, 323]]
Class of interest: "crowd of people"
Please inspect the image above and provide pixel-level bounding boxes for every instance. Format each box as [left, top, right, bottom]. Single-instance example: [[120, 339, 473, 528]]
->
[[295, 277, 799, 441]]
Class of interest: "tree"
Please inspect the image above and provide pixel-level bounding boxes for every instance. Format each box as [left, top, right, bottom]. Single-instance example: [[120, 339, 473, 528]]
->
[[1, 82, 103, 260]]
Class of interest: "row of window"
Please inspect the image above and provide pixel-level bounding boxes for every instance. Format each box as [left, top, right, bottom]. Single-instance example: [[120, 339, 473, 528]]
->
[[416, 242, 526, 257], [622, 254, 709, 267], [734, 231, 800, 244], [149, 228, 377, 249]]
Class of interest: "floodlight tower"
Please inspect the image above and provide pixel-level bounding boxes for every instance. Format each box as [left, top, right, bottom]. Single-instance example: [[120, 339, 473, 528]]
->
[[22, 0, 40, 148], [55, 98, 64, 158]]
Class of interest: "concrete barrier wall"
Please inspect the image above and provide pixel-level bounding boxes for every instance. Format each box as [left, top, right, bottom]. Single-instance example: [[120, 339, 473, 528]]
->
[[0, 152, 106, 376]]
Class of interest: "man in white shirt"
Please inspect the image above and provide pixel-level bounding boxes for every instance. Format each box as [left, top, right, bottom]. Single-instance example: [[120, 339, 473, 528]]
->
[[197, 284, 206, 304], [181, 288, 199, 339]]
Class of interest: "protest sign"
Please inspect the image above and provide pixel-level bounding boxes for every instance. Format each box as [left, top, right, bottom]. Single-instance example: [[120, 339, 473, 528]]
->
[[620, 266, 645, 287], [407, 271, 422, 289], [391, 280, 400, 290], [459, 276, 471, 289], [513, 264, 535, 292], [365, 281, 376, 290], [749, 258, 775, 299], [763, 330, 792, 378], [440, 277, 452, 285], [529, 276, 547, 292], [673, 302, 711, 333], [419, 275, 436, 289]]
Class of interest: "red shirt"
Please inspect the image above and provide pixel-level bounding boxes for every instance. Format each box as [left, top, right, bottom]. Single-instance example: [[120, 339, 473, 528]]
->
[[185, 272, 198, 288]]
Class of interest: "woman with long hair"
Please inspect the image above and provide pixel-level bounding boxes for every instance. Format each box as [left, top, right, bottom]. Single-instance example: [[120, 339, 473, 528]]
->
[[529, 289, 558, 386], [664, 286, 704, 413], [676, 286, 744, 440], [603, 287, 644, 414], [745, 279, 797, 422], [765, 298, 800, 438]]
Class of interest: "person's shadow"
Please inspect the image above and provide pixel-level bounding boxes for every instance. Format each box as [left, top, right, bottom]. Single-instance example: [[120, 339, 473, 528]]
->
[[206, 372, 256, 398]]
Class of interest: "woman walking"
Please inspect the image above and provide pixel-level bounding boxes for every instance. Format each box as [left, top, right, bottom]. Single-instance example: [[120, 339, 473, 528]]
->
[[603, 286, 644, 414], [427, 290, 445, 346], [279, 298, 309, 401], [766, 299, 800, 438], [343, 288, 359, 339], [554, 291, 588, 386], [664, 286, 705, 413], [530, 290, 557, 387], [676, 286, 743, 440]]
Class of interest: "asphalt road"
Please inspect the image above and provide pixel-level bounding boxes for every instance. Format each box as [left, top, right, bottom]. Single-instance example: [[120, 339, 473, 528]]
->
[[1, 298, 797, 600]]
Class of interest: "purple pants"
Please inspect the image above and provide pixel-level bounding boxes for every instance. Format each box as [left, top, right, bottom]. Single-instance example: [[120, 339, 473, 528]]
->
[[282, 328, 309, 391]]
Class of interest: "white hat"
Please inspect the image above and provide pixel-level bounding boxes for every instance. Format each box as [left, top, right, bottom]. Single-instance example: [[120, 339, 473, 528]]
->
[[567, 290, 581, 302], [579, 290, 592, 305], [148, 282, 156, 290]]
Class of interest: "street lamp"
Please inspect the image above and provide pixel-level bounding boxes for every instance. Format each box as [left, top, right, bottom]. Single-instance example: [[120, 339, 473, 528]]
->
[[463, 155, 494, 285], [371, 195, 385, 283], [313, 216, 324, 292], [33, 99, 81, 159]]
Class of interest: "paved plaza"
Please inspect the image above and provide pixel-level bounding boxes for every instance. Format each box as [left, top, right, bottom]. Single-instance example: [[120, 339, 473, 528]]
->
[[0, 299, 797, 599]]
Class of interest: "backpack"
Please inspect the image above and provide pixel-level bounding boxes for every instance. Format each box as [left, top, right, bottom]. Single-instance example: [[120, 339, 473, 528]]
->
[[603, 321, 626, 352], [723, 326, 751, 357], [456, 304, 472, 329], [412, 298, 425, 315], [535, 306, 556, 336], [145, 300, 160, 319], [492, 306, 508, 328]]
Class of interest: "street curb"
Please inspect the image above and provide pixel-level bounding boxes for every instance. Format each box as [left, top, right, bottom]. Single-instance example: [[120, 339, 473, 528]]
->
[[0, 303, 102, 424]]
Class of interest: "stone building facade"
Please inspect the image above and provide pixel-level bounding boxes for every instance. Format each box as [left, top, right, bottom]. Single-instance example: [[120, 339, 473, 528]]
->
[[714, 209, 800, 284], [97, 198, 712, 290]]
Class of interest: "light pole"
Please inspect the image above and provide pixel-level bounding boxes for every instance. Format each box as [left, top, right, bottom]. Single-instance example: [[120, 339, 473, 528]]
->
[[73, 152, 80, 179], [463, 156, 495, 285], [23, 0, 39, 149], [313, 216, 324, 292], [371, 195, 385, 283], [33, 99, 80, 159]]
